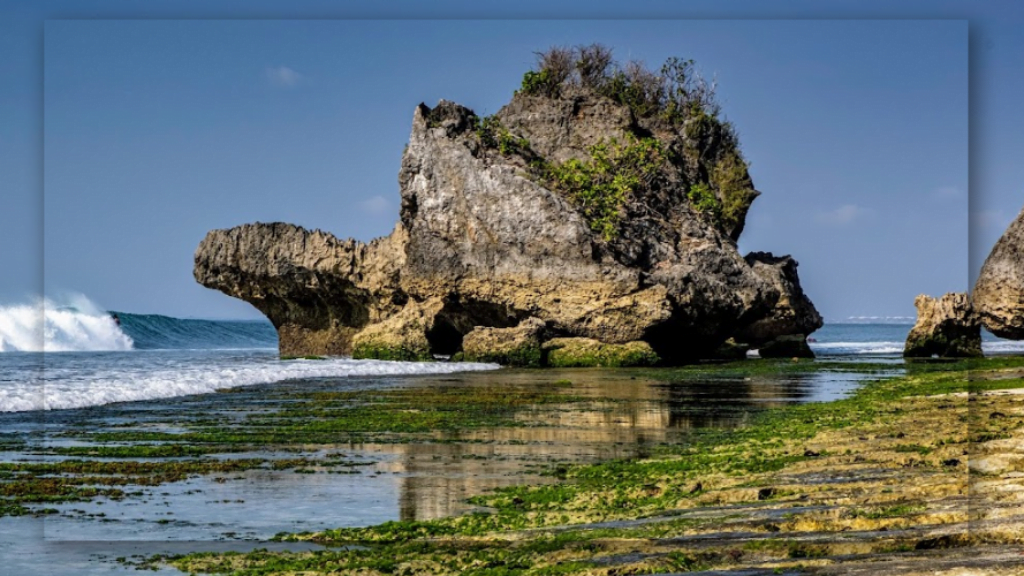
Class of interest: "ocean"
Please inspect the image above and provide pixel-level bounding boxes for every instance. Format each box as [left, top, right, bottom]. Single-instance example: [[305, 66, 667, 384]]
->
[[0, 300, 1021, 413]]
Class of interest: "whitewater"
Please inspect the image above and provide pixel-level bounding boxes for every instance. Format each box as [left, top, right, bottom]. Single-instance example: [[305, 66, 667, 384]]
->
[[0, 298, 133, 352], [0, 298, 499, 413], [0, 350, 502, 412]]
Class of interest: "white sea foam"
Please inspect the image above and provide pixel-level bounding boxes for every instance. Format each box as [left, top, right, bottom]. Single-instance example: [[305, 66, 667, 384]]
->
[[983, 340, 1024, 354], [810, 341, 905, 355], [811, 340, 1024, 355], [841, 316, 914, 324], [0, 354, 500, 412], [0, 296, 132, 352]]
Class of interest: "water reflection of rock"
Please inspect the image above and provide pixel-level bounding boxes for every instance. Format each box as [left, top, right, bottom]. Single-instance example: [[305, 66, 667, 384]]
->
[[386, 370, 811, 521]]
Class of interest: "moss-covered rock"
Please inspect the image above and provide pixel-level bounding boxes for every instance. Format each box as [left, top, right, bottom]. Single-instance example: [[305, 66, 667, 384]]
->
[[543, 337, 659, 367], [459, 318, 546, 367], [756, 334, 814, 359], [351, 343, 433, 362], [350, 299, 440, 362]]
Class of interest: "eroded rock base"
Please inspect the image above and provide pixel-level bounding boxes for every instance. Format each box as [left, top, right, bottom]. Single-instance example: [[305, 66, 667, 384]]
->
[[904, 293, 982, 358]]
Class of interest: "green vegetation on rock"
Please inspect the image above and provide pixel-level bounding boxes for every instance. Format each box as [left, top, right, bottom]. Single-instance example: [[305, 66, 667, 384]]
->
[[687, 182, 722, 223], [474, 114, 532, 157], [514, 44, 756, 241], [519, 67, 558, 97], [518, 45, 719, 125], [542, 134, 665, 240], [351, 341, 433, 362], [543, 338, 660, 367], [711, 150, 757, 238]]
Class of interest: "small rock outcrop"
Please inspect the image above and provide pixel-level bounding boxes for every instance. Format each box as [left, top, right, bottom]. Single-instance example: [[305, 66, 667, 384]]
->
[[757, 334, 815, 359], [194, 47, 823, 364], [459, 318, 548, 367], [734, 253, 822, 348], [973, 207, 1024, 339], [904, 293, 982, 358], [543, 338, 659, 368]]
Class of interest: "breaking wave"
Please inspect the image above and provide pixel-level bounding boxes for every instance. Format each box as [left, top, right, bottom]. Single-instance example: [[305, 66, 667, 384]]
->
[[0, 296, 276, 352], [0, 297, 133, 352], [0, 295, 498, 412]]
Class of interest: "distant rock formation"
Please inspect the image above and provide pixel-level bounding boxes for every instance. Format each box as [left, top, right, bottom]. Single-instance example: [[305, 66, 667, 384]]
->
[[973, 207, 1024, 339], [195, 48, 822, 364], [904, 293, 982, 358]]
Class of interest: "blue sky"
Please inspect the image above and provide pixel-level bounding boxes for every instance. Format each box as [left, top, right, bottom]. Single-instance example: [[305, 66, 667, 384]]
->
[[3, 1, 1023, 323]]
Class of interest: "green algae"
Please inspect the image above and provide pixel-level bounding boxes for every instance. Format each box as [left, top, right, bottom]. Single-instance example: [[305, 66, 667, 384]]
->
[[142, 356, 1024, 575], [544, 338, 660, 368], [14, 356, 1024, 573], [2, 358, 904, 518], [351, 342, 433, 362], [1, 376, 594, 517]]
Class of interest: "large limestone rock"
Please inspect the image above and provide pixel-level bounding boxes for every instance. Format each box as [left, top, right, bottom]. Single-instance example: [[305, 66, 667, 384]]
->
[[974, 208, 1024, 339], [904, 293, 982, 358], [195, 86, 822, 362], [351, 298, 443, 361]]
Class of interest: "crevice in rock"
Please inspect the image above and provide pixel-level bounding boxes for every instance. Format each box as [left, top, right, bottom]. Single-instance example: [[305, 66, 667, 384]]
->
[[426, 297, 528, 355]]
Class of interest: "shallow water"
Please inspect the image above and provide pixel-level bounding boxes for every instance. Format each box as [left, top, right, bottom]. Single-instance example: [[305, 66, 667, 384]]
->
[[0, 349, 499, 412], [0, 364, 892, 573], [0, 517, 321, 575]]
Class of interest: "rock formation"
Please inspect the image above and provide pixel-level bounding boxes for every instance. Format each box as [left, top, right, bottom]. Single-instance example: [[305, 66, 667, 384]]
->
[[195, 49, 823, 364], [458, 318, 548, 367], [904, 293, 982, 358], [973, 207, 1024, 339], [543, 338, 659, 368], [194, 222, 409, 358], [758, 334, 816, 359], [734, 253, 822, 347]]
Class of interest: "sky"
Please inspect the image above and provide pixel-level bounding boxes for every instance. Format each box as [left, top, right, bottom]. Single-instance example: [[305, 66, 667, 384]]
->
[[2, 1, 1023, 323]]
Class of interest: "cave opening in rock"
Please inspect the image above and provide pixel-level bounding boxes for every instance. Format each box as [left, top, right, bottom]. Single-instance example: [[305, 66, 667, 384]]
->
[[425, 317, 464, 356]]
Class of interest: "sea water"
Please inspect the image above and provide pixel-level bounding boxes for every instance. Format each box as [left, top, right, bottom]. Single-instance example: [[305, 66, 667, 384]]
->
[[812, 321, 1024, 356], [0, 300, 499, 413], [1, 300, 1023, 413]]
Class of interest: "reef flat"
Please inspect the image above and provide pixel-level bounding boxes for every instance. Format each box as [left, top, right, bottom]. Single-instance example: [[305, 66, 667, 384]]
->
[[102, 357, 1024, 575]]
